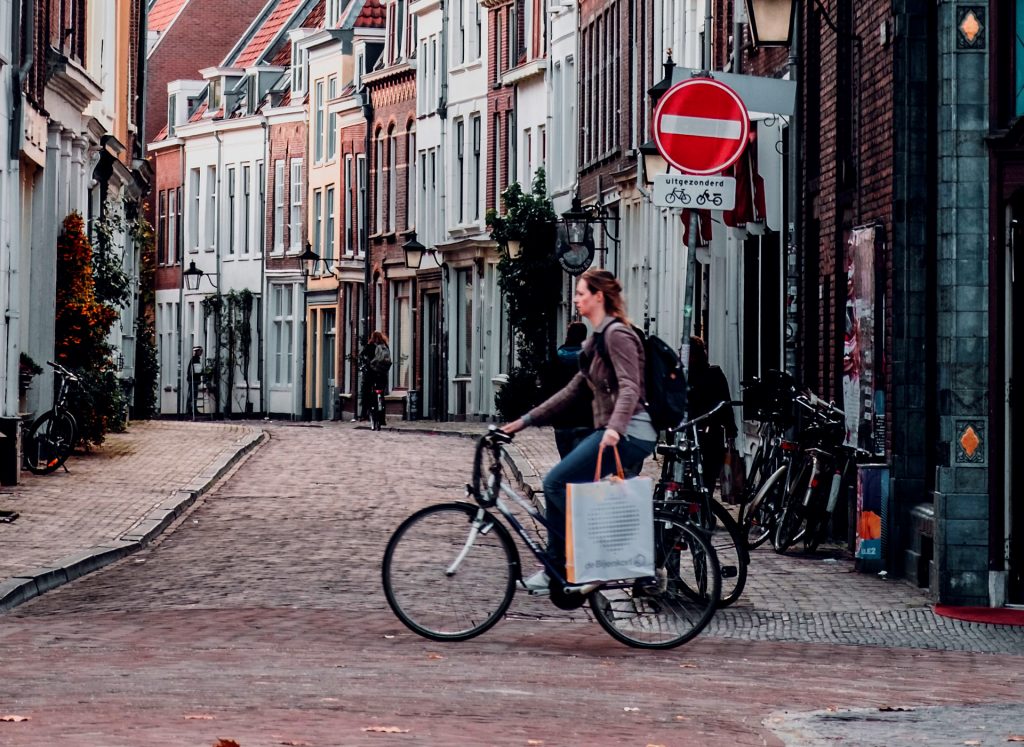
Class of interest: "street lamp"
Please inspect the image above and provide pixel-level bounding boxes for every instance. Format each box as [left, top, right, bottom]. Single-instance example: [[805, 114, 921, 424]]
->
[[298, 242, 321, 278], [648, 50, 676, 105], [639, 139, 669, 187], [504, 238, 522, 259], [402, 232, 426, 268], [744, 0, 796, 47], [183, 260, 218, 290]]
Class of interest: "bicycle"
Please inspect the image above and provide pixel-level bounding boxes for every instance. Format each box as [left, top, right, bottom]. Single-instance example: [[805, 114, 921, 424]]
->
[[23, 361, 79, 475], [653, 400, 749, 607], [382, 428, 722, 649], [664, 187, 691, 206], [368, 386, 386, 431]]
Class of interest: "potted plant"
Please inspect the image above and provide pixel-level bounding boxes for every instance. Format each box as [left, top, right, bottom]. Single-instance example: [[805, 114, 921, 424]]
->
[[19, 353, 42, 393]]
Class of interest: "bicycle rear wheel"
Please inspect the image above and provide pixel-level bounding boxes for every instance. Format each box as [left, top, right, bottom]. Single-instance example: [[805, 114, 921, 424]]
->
[[590, 513, 721, 649], [773, 463, 812, 553], [382, 502, 518, 641], [706, 500, 748, 607], [24, 410, 76, 475], [742, 467, 785, 550]]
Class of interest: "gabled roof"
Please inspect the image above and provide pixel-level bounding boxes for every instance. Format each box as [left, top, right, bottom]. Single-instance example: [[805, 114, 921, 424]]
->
[[232, 0, 314, 69], [353, 0, 385, 29], [148, 0, 190, 33]]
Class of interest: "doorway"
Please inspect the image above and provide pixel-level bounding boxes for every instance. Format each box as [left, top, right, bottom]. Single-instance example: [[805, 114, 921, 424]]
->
[[423, 292, 442, 419], [1008, 197, 1024, 604]]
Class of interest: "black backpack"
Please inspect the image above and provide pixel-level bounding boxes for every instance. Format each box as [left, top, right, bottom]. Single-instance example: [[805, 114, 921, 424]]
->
[[594, 321, 687, 431]]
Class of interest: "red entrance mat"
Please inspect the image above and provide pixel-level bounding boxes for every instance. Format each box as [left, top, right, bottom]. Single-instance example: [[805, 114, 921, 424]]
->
[[934, 604, 1024, 626]]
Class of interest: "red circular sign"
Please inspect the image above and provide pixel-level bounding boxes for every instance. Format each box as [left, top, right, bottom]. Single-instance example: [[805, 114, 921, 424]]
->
[[652, 78, 750, 175]]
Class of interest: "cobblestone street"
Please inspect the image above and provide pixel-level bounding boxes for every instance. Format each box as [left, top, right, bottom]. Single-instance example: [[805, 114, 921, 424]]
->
[[0, 422, 1021, 746]]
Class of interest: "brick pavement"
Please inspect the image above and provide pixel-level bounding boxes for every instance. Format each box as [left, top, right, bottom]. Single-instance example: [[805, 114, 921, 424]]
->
[[0, 419, 264, 611], [0, 421, 1019, 747]]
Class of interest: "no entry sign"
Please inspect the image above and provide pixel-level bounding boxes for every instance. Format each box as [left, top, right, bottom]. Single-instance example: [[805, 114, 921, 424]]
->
[[652, 78, 750, 175]]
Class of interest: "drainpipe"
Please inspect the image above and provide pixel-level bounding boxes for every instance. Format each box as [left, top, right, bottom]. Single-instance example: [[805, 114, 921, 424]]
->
[[134, 0, 147, 162], [259, 118, 268, 416], [214, 128, 223, 416], [360, 95, 373, 418], [177, 138, 186, 416], [438, 0, 450, 417]]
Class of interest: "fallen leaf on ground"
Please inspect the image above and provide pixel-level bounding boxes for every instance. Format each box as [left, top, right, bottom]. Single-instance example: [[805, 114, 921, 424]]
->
[[1008, 738, 1024, 743], [963, 741, 981, 746], [383, 635, 395, 639], [647, 744, 667, 747], [279, 741, 312, 746], [679, 663, 697, 669], [826, 706, 839, 712], [527, 741, 544, 746], [674, 716, 690, 722], [0, 716, 30, 722], [362, 726, 410, 734], [185, 715, 215, 720], [213, 741, 240, 747], [427, 653, 444, 660], [320, 698, 340, 703], [623, 707, 639, 712]]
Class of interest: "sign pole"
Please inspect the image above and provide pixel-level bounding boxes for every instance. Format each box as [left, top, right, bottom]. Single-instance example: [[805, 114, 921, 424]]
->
[[680, 210, 698, 421]]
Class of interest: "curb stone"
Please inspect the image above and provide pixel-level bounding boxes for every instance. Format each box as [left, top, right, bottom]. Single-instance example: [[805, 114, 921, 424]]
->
[[0, 429, 268, 614]]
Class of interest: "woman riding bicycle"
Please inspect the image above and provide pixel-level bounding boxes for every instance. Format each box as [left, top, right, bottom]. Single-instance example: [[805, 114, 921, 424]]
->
[[501, 269, 657, 593], [360, 331, 392, 422]]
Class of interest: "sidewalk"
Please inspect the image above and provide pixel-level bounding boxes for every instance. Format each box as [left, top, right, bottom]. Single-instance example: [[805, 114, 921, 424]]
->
[[0, 420, 264, 612]]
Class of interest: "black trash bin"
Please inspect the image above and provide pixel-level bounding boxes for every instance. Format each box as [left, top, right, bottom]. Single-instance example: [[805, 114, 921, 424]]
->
[[0, 417, 22, 486], [405, 390, 420, 421]]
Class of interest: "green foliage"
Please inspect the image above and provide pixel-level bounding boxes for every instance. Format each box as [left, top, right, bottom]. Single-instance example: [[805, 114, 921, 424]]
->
[[55, 213, 124, 445], [133, 218, 159, 419], [199, 289, 256, 415], [487, 169, 564, 420], [92, 199, 134, 308]]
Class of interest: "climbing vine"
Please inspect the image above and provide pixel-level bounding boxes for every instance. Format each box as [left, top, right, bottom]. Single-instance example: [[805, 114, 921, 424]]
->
[[486, 168, 564, 420]]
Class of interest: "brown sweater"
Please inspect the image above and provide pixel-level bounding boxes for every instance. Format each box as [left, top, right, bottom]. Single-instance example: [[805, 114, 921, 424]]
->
[[526, 318, 646, 436]]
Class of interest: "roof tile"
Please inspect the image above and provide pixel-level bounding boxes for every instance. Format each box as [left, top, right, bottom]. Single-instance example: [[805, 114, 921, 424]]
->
[[148, 0, 190, 33], [354, 0, 386, 29], [232, 0, 307, 69]]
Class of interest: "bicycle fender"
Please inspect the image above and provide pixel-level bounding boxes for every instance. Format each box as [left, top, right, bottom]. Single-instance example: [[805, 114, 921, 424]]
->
[[751, 464, 787, 506]]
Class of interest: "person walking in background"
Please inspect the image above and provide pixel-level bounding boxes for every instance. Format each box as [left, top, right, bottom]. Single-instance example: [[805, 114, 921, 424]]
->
[[550, 321, 593, 458], [686, 336, 738, 495], [358, 331, 392, 421], [501, 269, 658, 592]]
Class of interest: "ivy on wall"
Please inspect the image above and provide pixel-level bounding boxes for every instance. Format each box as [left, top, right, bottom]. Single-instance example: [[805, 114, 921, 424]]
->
[[487, 168, 564, 420]]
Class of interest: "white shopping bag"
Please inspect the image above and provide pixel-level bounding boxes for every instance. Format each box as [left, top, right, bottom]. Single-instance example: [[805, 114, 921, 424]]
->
[[565, 446, 655, 584]]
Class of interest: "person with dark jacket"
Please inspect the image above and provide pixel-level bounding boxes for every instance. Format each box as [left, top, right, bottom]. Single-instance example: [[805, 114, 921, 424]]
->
[[550, 321, 592, 458], [501, 269, 657, 592], [686, 336, 738, 493], [358, 331, 391, 421]]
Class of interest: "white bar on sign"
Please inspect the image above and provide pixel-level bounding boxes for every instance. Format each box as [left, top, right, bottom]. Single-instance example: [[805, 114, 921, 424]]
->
[[661, 114, 742, 140]]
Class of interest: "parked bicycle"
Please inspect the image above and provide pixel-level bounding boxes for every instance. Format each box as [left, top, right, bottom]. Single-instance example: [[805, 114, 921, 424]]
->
[[653, 400, 749, 607], [382, 428, 722, 649], [368, 386, 386, 431], [23, 361, 78, 475]]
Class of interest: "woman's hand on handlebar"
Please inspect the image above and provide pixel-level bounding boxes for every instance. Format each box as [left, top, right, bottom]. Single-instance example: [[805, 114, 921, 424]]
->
[[500, 419, 526, 434]]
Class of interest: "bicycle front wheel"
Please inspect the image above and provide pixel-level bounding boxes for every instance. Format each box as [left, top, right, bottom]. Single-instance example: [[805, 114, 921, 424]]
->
[[590, 514, 721, 649], [382, 502, 518, 641], [24, 410, 76, 475]]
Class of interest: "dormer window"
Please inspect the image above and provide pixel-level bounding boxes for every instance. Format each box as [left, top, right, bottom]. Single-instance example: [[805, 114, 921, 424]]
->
[[167, 93, 178, 137], [292, 45, 308, 96], [327, 0, 343, 27], [209, 78, 222, 111]]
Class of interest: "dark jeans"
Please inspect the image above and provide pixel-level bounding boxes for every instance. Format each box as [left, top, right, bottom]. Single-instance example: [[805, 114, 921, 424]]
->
[[541, 430, 657, 579]]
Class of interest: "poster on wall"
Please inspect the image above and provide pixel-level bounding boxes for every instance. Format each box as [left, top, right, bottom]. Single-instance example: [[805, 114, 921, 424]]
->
[[843, 225, 886, 456]]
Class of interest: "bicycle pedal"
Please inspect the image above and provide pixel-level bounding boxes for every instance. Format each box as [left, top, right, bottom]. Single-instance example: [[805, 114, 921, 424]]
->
[[720, 565, 738, 579]]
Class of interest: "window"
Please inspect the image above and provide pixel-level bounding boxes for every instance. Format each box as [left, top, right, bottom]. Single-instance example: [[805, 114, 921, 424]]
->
[[473, 0, 481, 59], [506, 111, 516, 185], [189, 169, 200, 251], [524, 129, 532, 183], [290, 159, 303, 251], [167, 94, 177, 137], [325, 186, 335, 262], [455, 268, 473, 376], [406, 125, 416, 229], [256, 162, 264, 255], [456, 119, 465, 223], [314, 189, 323, 255], [315, 80, 325, 162], [495, 15, 503, 79], [344, 155, 353, 255], [327, 76, 338, 159], [169, 187, 180, 265], [273, 160, 285, 253], [388, 126, 397, 231], [492, 114, 501, 208], [227, 166, 236, 255], [272, 284, 294, 385], [1018, 0, 1024, 117], [242, 165, 251, 254], [456, 0, 465, 64], [420, 152, 428, 241], [356, 154, 366, 254], [375, 129, 384, 233], [419, 41, 428, 111], [471, 115, 481, 220], [157, 190, 168, 264], [429, 150, 437, 242], [205, 165, 217, 251], [292, 45, 307, 95]]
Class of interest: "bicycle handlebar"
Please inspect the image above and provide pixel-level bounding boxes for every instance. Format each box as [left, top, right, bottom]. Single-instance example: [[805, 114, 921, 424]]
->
[[468, 427, 513, 506], [672, 400, 742, 431], [47, 361, 79, 382]]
